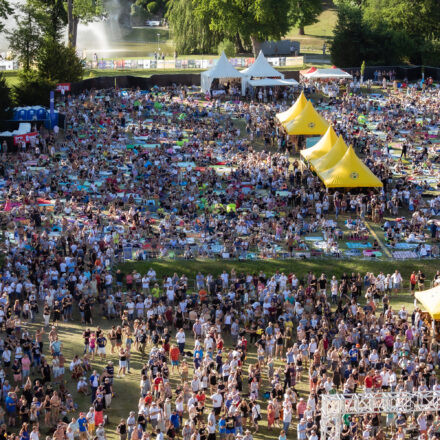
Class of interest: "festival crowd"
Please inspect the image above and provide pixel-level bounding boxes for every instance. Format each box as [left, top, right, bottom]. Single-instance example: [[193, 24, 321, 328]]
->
[[0, 78, 437, 440]]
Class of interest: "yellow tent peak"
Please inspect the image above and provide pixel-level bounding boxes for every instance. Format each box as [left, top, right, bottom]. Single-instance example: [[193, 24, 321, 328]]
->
[[416, 286, 440, 320], [311, 135, 347, 173], [318, 145, 383, 188], [300, 126, 338, 162], [276, 91, 307, 124], [284, 101, 329, 136]]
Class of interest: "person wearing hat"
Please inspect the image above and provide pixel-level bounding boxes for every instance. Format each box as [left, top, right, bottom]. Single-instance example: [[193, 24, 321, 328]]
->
[[77, 412, 88, 440]]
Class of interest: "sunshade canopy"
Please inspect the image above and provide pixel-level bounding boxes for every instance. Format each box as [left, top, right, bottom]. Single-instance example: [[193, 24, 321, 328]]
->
[[416, 286, 440, 320], [311, 136, 348, 173], [300, 126, 338, 162], [302, 66, 352, 79], [276, 91, 307, 125], [284, 100, 329, 136], [317, 145, 383, 188]]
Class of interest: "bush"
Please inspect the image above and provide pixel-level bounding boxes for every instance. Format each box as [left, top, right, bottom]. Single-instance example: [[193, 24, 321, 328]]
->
[[218, 39, 236, 57], [36, 39, 84, 83], [12, 70, 56, 106], [0, 73, 12, 119]]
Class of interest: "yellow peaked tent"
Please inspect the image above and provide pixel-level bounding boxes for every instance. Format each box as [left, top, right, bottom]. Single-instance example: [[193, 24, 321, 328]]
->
[[416, 286, 440, 320], [284, 101, 329, 136], [300, 126, 338, 162], [276, 91, 307, 125], [311, 135, 348, 172], [318, 145, 383, 188]]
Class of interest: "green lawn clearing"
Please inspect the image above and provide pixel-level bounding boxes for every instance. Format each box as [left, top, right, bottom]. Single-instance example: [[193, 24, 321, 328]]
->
[[118, 258, 439, 288]]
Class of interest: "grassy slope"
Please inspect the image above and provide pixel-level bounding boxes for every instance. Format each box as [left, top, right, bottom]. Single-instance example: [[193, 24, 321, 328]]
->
[[119, 259, 439, 288], [286, 2, 337, 53]]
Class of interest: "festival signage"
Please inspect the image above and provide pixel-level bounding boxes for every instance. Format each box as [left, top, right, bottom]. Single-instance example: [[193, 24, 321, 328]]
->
[[13, 132, 38, 144], [56, 83, 71, 92]]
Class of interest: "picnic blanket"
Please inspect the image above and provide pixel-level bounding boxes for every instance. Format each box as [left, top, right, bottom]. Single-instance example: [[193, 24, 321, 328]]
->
[[392, 250, 418, 259], [346, 242, 372, 249]]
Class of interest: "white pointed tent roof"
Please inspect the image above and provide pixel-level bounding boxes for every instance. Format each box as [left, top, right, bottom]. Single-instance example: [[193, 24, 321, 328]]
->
[[201, 52, 244, 94], [241, 51, 284, 79], [204, 51, 244, 79]]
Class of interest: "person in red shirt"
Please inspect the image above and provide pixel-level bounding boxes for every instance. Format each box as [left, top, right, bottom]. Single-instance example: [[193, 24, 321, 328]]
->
[[364, 372, 374, 393], [153, 374, 163, 394], [170, 345, 180, 373], [144, 391, 153, 405], [196, 390, 206, 403], [410, 271, 417, 293], [216, 336, 224, 351], [373, 370, 382, 390]]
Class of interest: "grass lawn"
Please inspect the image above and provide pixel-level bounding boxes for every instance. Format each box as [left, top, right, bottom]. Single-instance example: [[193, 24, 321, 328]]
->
[[118, 258, 439, 289], [286, 2, 337, 53]]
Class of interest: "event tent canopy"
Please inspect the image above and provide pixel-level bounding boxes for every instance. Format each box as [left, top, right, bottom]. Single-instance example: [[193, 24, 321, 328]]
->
[[241, 51, 285, 79], [300, 126, 338, 162], [301, 66, 352, 79], [284, 100, 329, 135], [248, 78, 299, 87], [317, 145, 383, 188], [311, 135, 348, 172], [201, 51, 245, 95], [416, 285, 440, 320], [276, 91, 307, 125]]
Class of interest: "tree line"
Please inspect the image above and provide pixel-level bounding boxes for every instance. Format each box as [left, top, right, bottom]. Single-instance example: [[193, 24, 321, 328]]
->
[[165, 0, 322, 55], [331, 0, 440, 67]]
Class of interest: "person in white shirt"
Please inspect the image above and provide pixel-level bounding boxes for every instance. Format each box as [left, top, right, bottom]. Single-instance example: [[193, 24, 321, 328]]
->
[[176, 329, 186, 354], [391, 270, 402, 293], [211, 392, 223, 415]]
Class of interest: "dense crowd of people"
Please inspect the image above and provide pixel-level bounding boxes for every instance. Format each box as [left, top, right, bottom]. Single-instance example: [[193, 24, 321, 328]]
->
[[0, 79, 438, 440]]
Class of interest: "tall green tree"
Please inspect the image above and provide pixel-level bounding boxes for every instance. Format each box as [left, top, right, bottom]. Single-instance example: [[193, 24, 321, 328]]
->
[[0, 0, 13, 32], [28, 0, 67, 42], [66, 0, 106, 48], [8, 3, 43, 71], [166, 0, 225, 54], [331, 0, 416, 66], [0, 73, 12, 119], [289, 0, 322, 35], [195, 0, 292, 55], [363, 0, 440, 40]]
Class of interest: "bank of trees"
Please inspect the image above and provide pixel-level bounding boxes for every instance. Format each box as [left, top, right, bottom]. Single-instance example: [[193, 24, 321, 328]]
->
[[166, 0, 323, 55], [331, 0, 440, 66]]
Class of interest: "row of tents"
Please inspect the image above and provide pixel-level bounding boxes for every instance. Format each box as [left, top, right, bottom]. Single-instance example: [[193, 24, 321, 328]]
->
[[276, 93, 383, 188], [201, 51, 299, 95]]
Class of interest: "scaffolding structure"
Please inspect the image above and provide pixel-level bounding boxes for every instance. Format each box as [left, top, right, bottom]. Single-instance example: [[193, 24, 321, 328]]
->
[[321, 391, 440, 439]]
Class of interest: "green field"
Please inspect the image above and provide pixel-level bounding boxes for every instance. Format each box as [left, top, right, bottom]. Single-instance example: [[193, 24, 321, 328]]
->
[[119, 258, 438, 289]]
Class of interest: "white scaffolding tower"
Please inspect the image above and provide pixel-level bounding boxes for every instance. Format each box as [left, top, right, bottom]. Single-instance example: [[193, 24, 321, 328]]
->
[[321, 391, 440, 439]]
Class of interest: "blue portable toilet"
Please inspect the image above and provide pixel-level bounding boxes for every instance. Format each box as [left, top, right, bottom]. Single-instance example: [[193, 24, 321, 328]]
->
[[36, 107, 47, 120], [17, 108, 27, 121], [26, 108, 37, 120]]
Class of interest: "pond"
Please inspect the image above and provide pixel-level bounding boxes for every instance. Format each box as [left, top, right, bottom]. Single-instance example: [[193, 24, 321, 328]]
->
[[77, 24, 175, 59]]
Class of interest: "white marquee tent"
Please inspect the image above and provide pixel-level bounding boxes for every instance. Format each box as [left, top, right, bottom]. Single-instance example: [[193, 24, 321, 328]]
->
[[241, 51, 284, 79], [301, 67, 352, 79], [240, 51, 296, 90], [201, 52, 245, 95]]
